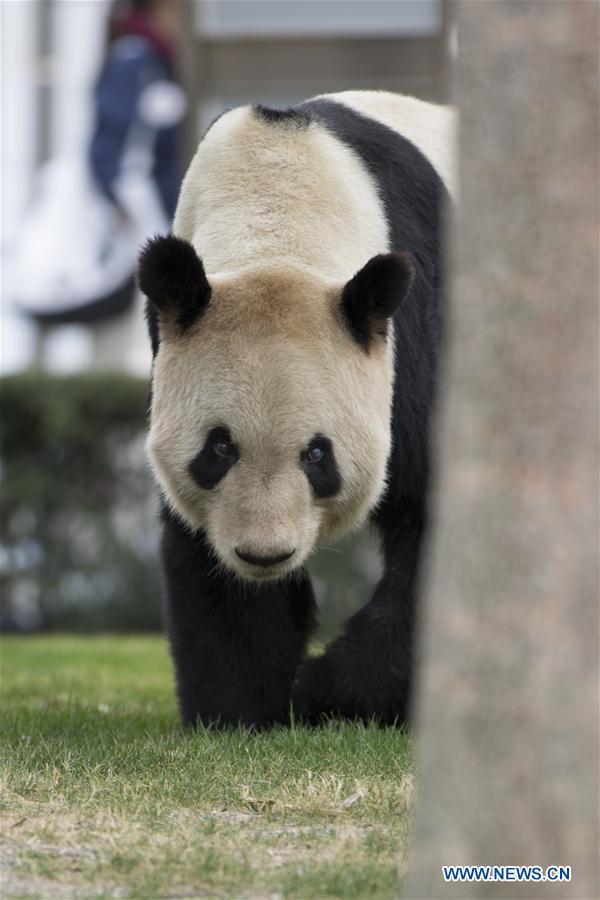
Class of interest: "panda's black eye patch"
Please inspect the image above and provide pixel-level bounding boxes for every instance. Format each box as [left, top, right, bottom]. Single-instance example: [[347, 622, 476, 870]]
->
[[300, 434, 341, 498], [188, 427, 238, 490]]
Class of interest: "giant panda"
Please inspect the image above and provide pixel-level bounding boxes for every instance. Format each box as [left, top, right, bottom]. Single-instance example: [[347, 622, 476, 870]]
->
[[138, 90, 456, 728]]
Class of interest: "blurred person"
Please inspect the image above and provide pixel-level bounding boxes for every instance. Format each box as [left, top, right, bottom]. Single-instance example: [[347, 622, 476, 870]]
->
[[11, 0, 185, 373], [87, 0, 186, 370], [90, 0, 183, 224]]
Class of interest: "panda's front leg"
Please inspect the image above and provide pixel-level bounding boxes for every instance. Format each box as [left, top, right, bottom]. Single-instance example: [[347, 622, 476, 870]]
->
[[292, 516, 421, 725], [161, 508, 316, 729]]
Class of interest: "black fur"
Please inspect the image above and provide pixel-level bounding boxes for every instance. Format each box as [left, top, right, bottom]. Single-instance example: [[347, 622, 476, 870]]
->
[[161, 506, 316, 729], [150, 98, 447, 728], [138, 234, 211, 332], [291, 98, 447, 724], [145, 301, 160, 359], [341, 252, 415, 349], [188, 427, 239, 491], [300, 434, 342, 499], [253, 105, 311, 128]]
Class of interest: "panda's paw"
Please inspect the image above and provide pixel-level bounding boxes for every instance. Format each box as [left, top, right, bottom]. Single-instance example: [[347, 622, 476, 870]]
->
[[291, 654, 336, 724], [292, 643, 410, 726]]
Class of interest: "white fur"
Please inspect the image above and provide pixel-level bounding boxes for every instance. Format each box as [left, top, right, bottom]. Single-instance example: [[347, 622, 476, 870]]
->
[[148, 263, 393, 580], [315, 90, 457, 198], [151, 92, 454, 581], [173, 105, 389, 280]]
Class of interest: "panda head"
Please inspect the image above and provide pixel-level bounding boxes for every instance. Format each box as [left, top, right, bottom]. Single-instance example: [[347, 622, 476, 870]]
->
[[139, 235, 414, 582]]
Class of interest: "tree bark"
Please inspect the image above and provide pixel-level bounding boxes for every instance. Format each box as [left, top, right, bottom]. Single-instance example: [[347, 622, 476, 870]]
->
[[407, 3, 599, 897]]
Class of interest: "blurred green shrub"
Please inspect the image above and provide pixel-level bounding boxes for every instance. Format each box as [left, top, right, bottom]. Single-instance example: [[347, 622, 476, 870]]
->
[[0, 372, 161, 632]]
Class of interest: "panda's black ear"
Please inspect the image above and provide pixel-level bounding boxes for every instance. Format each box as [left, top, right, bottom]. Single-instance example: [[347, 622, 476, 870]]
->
[[137, 234, 211, 332], [340, 252, 415, 349]]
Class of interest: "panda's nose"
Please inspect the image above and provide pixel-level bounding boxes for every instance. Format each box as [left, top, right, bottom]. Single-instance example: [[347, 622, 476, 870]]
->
[[235, 548, 295, 568]]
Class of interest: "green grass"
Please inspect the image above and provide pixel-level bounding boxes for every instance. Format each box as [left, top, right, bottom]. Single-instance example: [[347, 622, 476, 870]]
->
[[0, 636, 414, 898]]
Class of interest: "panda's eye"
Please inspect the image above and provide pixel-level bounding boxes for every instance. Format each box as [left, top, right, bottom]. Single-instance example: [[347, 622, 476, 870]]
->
[[305, 445, 325, 464], [213, 438, 235, 458]]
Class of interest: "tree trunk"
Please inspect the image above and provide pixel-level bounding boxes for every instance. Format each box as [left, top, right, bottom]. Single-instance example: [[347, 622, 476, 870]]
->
[[407, 2, 599, 897]]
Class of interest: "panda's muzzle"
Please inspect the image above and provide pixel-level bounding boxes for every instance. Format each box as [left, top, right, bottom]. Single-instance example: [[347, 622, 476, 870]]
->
[[235, 548, 295, 568]]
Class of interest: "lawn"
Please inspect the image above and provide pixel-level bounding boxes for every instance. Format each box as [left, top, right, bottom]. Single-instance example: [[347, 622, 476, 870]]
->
[[1, 636, 414, 898]]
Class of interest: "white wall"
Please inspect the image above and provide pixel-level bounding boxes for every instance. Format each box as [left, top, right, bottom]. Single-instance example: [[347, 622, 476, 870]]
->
[[1, 0, 110, 374], [50, 0, 108, 158]]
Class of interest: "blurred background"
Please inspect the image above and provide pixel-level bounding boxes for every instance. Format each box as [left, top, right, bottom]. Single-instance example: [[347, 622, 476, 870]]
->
[[1, 0, 449, 633]]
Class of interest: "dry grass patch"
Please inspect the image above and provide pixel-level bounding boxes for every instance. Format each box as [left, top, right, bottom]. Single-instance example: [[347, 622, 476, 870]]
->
[[1, 636, 414, 898]]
